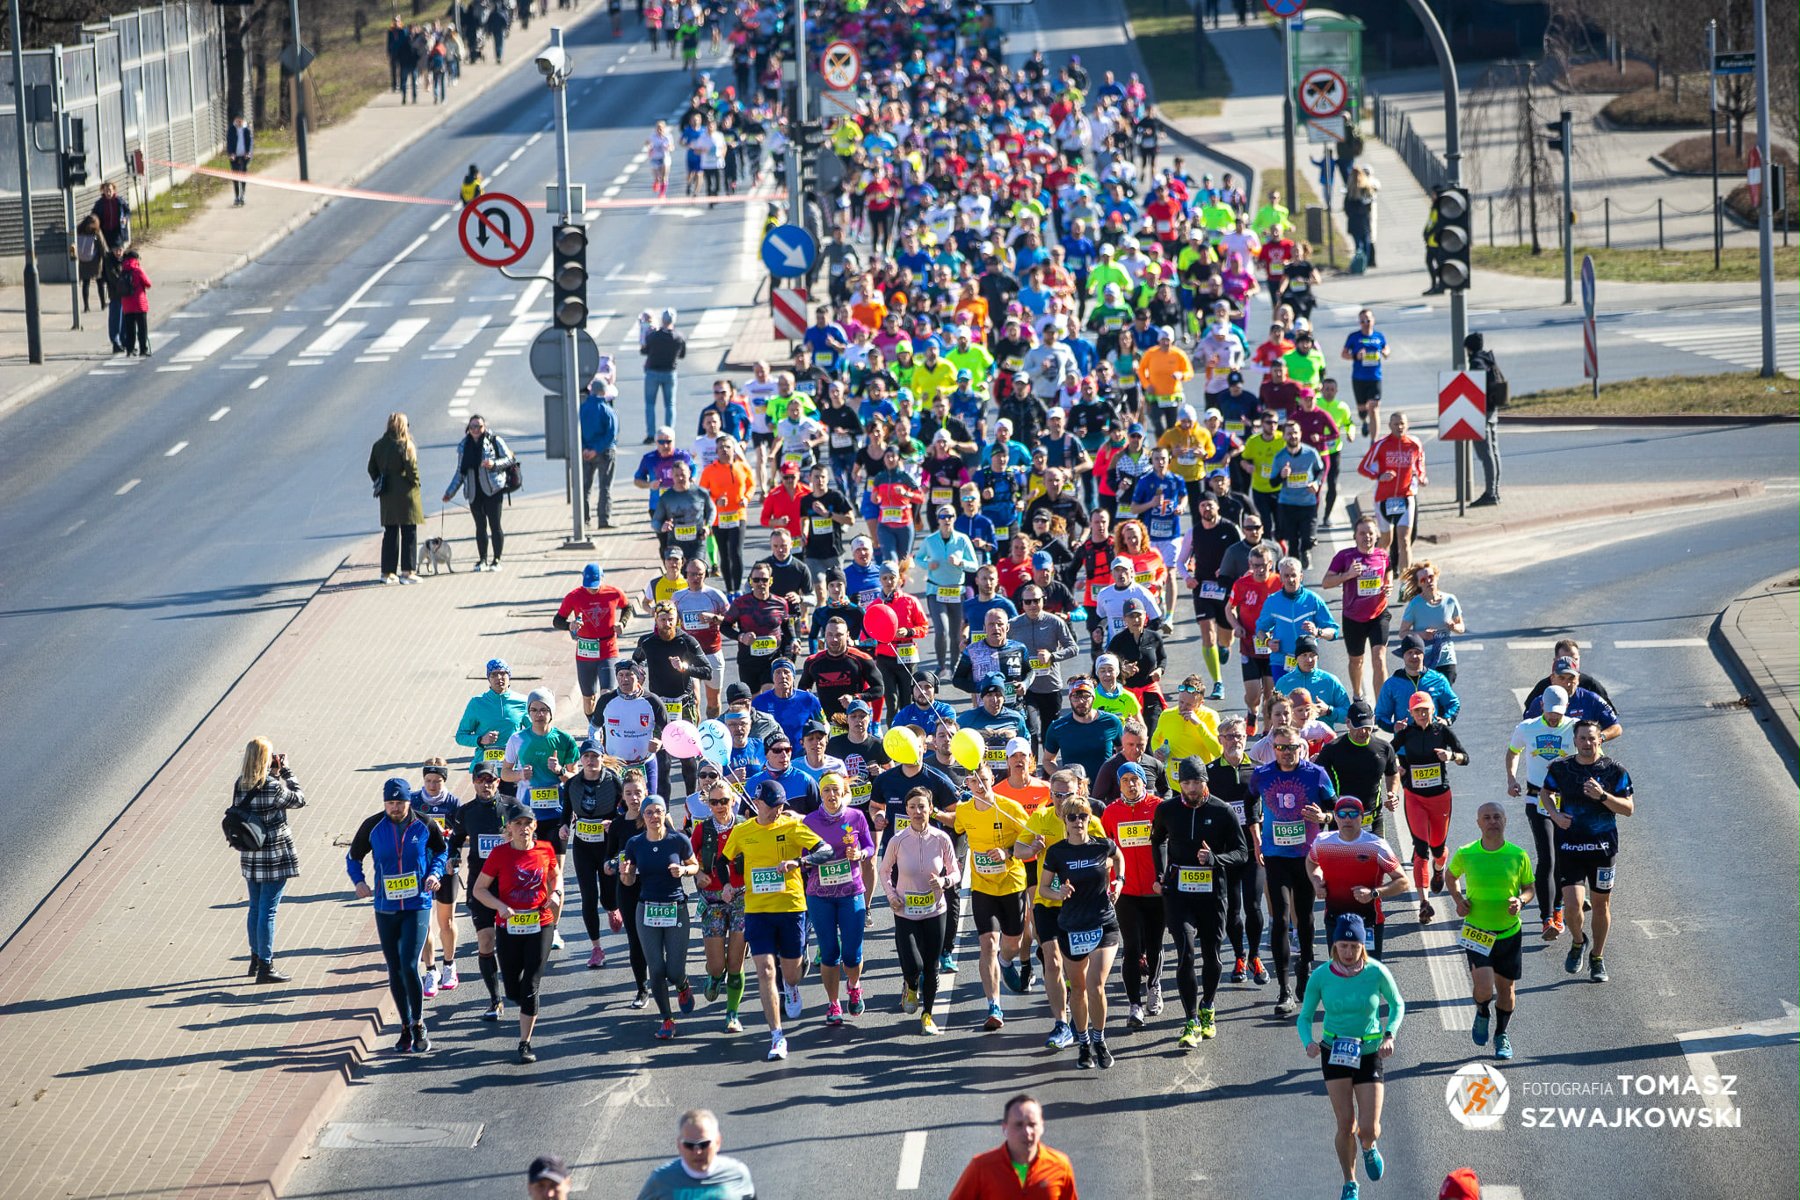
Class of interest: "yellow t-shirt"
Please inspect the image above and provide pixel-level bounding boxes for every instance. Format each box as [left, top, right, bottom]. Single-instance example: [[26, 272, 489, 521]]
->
[[645, 575, 684, 608], [722, 815, 823, 914], [909, 359, 959, 403], [1240, 433, 1287, 495], [954, 796, 1031, 896], [1152, 706, 1223, 764], [1021, 807, 1105, 908], [1156, 426, 1217, 482]]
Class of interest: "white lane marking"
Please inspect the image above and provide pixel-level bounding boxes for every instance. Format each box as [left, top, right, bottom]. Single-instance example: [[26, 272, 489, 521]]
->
[[1613, 637, 1708, 648], [497, 310, 542, 347], [248, 375, 268, 390], [507, 146, 526, 162], [62, 519, 86, 536], [490, 161, 509, 177], [287, 360, 323, 366], [369, 317, 432, 355], [689, 306, 735, 343], [327, 232, 429, 326], [1419, 925, 1473, 1030], [1505, 640, 1592, 651], [348, 300, 392, 310], [168, 312, 206, 319], [295, 321, 367, 359], [1485, 1189, 1526, 1200], [565, 1060, 654, 1194], [209, 407, 230, 421], [354, 355, 391, 363], [172, 327, 245, 364], [476, 357, 494, 367], [511, 269, 551, 318], [895, 1131, 928, 1191], [165, 441, 188, 457], [154, 365, 193, 373], [601, 185, 622, 198], [1455, 643, 1484, 652], [429, 316, 491, 351], [1507, 425, 1598, 434], [621, 162, 640, 175], [429, 211, 453, 232], [1676, 1002, 1798, 1120], [231, 323, 306, 361], [88, 368, 125, 376], [228, 306, 274, 315], [116, 478, 141, 495], [526, 131, 544, 146], [408, 296, 457, 306]]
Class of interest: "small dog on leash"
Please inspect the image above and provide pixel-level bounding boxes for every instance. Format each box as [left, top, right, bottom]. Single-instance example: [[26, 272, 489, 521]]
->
[[420, 537, 454, 575]]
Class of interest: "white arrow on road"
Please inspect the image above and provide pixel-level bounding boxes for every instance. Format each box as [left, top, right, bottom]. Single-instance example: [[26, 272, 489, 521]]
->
[[766, 234, 810, 270], [1677, 1000, 1798, 1119]]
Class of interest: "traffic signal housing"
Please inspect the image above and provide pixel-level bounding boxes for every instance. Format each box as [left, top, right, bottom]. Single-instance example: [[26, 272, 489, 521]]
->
[[551, 223, 588, 329], [1431, 185, 1471, 291], [61, 116, 88, 188]]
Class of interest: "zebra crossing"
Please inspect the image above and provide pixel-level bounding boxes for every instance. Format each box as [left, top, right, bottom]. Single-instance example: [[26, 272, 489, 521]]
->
[[88, 305, 743, 377], [1622, 320, 1800, 379]]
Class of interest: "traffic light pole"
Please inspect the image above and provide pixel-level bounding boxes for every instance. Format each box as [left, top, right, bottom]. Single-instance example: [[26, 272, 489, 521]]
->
[[8, 0, 42, 363], [52, 48, 80, 329], [548, 26, 592, 550], [1556, 111, 1573, 306], [1281, 18, 1296, 229], [1751, 0, 1776, 377], [787, 0, 808, 213]]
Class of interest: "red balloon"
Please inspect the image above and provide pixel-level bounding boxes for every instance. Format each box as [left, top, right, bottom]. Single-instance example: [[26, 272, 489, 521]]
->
[[863, 602, 899, 643]]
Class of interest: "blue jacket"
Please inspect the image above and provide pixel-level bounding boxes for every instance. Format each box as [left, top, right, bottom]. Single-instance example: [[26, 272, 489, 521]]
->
[[753, 688, 825, 744], [1254, 586, 1340, 665], [346, 812, 449, 913], [745, 765, 822, 813], [1273, 665, 1352, 725], [1374, 667, 1460, 731], [581, 392, 617, 454], [892, 700, 959, 734], [454, 689, 529, 777]]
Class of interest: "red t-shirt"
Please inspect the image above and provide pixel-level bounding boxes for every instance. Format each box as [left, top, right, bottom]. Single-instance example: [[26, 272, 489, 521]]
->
[[996, 555, 1036, 598], [1308, 830, 1401, 922], [1359, 434, 1426, 502], [479, 840, 560, 924], [1228, 572, 1281, 654], [759, 483, 811, 533], [1101, 794, 1161, 896], [556, 585, 630, 659]]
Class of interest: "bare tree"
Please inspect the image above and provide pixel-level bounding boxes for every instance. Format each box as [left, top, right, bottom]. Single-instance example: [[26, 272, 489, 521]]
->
[[1467, 62, 1563, 254]]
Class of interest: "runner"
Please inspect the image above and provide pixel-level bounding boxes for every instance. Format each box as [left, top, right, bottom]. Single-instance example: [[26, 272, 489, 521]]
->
[[1391, 691, 1469, 925], [1339, 308, 1389, 438], [801, 774, 877, 1025], [1374, 634, 1460, 731], [1394, 560, 1464, 684], [502, 688, 579, 853], [561, 740, 624, 969], [554, 564, 632, 720], [1542, 721, 1635, 983], [1177, 491, 1241, 699], [1207, 717, 1268, 986], [471, 800, 562, 1064], [1357, 413, 1427, 583], [1255, 724, 1337, 1014], [1100, 761, 1164, 1028], [1043, 676, 1126, 782], [590, 661, 669, 798], [947, 1095, 1078, 1200], [1446, 802, 1535, 1060], [956, 764, 1034, 1032], [880, 786, 961, 1034], [410, 758, 460, 997], [637, 1110, 757, 1200], [1319, 516, 1391, 703], [1226, 545, 1282, 730], [1307, 797, 1408, 956], [346, 779, 449, 1053], [692, 771, 749, 1031], [1154, 756, 1250, 1045], [453, 658, 528, 794], [1504, 683, 1580, 939], [1039, 796, 1126, 1067], [1013, 769, 1104, 1049], [619, 795, 700, 1039]]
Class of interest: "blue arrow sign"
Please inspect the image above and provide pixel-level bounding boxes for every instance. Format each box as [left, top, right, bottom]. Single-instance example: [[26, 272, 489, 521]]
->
[[760, 224, 818, 277], [1264, 0, 1305, 18]]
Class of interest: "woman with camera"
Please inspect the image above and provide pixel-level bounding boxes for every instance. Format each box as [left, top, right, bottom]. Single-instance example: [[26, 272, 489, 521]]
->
[[232, 737, 306, 983], [442, 413, 516, 572]]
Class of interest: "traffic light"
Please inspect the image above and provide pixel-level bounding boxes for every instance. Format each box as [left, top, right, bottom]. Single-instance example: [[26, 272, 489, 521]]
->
[[1431, 185, 1472, 291], [61, 116, 88, 188], [1544, 111, 1570, 154], [551, 223, 587, 329]]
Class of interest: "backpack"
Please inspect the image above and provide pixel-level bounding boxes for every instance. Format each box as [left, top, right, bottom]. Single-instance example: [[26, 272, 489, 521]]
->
[[117, 266, 142, 299], [222, 784, 270, 852]]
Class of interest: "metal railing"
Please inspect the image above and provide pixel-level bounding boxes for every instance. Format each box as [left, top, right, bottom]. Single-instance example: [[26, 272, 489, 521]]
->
[[1368, 90, 1447, 191]]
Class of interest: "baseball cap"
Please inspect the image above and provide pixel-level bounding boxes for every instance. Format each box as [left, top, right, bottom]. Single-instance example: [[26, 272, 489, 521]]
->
[[582, 563, 603, 587], [878, 559, 900, 576], [528, 1157, 570, 1185], [978, 672, 1007, 694], [1347, 699, 1377, 728], [1294, 635, 1319, 656], [846, 698, 872, 714], [1408, 691, 1436, 710], [1004, 736, 1032, 757], [779, 459, 800, 474], [1122, 599, 1144, 614], [1394, 633, 1427, 655], [578, 736, 604, 756], [501, 800, 535, 825], [382, 777, 412, 803], [1334, 797, 1366, 817], [1127, 422, 1145, 436], [1551, 655, 1578, 675], [1206, 467, 1230, 481], [1541, 684, 1570, 713], [956, 368, 972, 380], [803, 719, 830, 737], [472, 759, 502, 779], [755, 779, 788, 807], [1226, 370, 1244, 384], [1031, 551, 1053, 568]]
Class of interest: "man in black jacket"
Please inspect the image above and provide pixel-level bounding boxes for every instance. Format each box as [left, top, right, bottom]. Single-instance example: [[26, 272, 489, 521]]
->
[[1465, 331, 1505, 506], [1152, 756, 1249, 1044], [641, 310, 687, 441]]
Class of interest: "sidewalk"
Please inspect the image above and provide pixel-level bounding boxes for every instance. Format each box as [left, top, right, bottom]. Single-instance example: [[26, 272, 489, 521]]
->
[[1715, 573, 1800, 762], [0, 491, 663, 1200], [0, 11, 601, 422], [1397, 478, 1766, 547]]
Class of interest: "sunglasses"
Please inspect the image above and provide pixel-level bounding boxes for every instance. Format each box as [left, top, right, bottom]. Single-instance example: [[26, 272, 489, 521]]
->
[[681, 1139, 714, 1151], [1050, 789, 1077, 800], [1274, 743, 1303, 752]]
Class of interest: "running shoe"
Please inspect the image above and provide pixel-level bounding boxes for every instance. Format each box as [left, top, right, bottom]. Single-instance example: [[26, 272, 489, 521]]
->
[[1076, 1040, 1093, 1069], [766, 1032, 788, 1061], [1250, 957, 1269, 985], [825, 1001, 844, 1027], [847, 986, 865, 1016], [783, 983, 803, 1020], [1208, 681, 1225, 701], [1274, 990, 1298, 1017], [983, 1001, 1005, 1031], [655, 1019, 676, 1040], [551, 930, 563, 950], [725, 1013, 743, 1034], [1564, 940, 1586, 974], [518, 1040, 537, 1064], [902, 984, 919, 1014], [1552, 907, 1566, 935], [1177, 1019, 1202, 1049], [1340, 1181, 1359, 1200], [1019, 959, 1035, 991], [439, 963, 458, 990], [630, 988, 650, 1010], [937, 952, 956, 974], [1000, 959, 1023, 993], [1363, 1144, 1384, 1182], [1147, 987, 1164, 1016], [1495, 1032, 1514, 1061], [1127, 1003, 1146, 1029], [422, 969, 438, 999], [1231, 957, 1247, 984], [1430, 866, 1445, 894], [705, 973, 722, 1002], [678, 984, 695, 1014], [483, 1001, 504, 1021], [1093, 1037, 1114, 1069], [1198, 1008, 1217, 1039], [1046, 1020, 1075, 1049], [1472, 1012, 1490, 1047], [395, 1025, 414, 1054], [412, 1022, 430, 1052], [1589, 955, 1608, 983], [587, 945, 607, 969], [1418, 898, 1435, 926], [1540, 917, 1560, 941], [921, 1012, 942, 1035]]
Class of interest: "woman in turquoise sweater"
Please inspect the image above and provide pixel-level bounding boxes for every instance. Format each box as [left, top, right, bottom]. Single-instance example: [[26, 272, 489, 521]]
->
[[1297, 913, 1405, 1200]]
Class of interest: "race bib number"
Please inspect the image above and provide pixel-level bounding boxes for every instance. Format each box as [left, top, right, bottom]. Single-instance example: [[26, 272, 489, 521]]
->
[[881, 505, 909, 525], [1287, 472, 1310, 486], [808, 518, 830, 539], [818, 859, 856, 888], [1456, 923, 1497, 955], [983, 745, 1007, 764], [1228, 800, 1246, 823], [1177, 450, 1199, 465], [904, 891, 935, 914], [576, 636, 601, 658], [682, 610, 708, 631], [1594, 866, 1615, 891], [1135, 569, 1156, 587], [477, 834, 505, 857], [1285, 655, 1298, 672], [482, 747, 507, 761], [1356, 575, 1385, 597], [749, 866, 787, 894], [1381, 498, 1410, 519], [505, 911, 543, 935], [1065, 926, 1104, 957], [383, 873, 420, 901], [529, 786, 561, 812], [895, 643, 920, 664], [574, 818, 608, 842], [1030, 653, 1050, 670], [1327, 1036, 1363, 1068], [1116, 821, 1151, 848], [782, 451, 806, 469], [993, 525, 1011, 540], [1177, 866, 1214, 893], [673, 524, 698, 541], [1410, 764, 1443, 789], [931, 487, 954, 507], [850, 778, 873, 801], [718, 509, 744, 527], [643, 901, 679, 928], [972, 848, 1007, 875], [1254, 632, 1273, 657], [1272, 820, 1306, 847], [830, 431, 854, 449], [1155, 393, 1179, 409], [1199, 581, 1226, 601], [750, 636, 779, 656], [937, 584, 964, 603]]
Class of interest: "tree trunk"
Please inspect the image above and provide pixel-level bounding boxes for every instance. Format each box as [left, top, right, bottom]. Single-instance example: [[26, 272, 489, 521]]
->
[[225, 11, 249, 120], [252, 49, 269, 127]]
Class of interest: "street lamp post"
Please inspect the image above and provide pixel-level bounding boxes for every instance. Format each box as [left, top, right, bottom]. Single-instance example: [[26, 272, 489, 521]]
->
[[9, 0, 44, 363]]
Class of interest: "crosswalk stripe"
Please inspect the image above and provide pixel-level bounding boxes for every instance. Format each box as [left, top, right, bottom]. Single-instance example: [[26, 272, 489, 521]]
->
[[294, 322, 366, 359], [172, 327, 243, 364], [690, 306, 735, 342], [430, 315, 492, 352], [368, 317, 431, 355], [1614, 637, 1707, 648], [229, 324, 304, 362], [495, 311, 541, 348]]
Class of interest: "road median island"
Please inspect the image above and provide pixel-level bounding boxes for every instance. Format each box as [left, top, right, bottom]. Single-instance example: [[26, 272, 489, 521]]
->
[[0, 490, 659, 1200]]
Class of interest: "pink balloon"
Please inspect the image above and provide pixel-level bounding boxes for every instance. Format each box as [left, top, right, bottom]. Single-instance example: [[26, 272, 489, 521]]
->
[[863, 602, 899, 644], [662, 718, 702, 759]]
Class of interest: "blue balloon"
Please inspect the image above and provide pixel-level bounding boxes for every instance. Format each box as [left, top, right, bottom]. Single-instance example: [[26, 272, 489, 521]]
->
[[698, 719, 731, 770]]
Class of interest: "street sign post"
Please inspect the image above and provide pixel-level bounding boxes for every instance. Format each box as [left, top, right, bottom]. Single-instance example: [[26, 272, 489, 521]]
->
[[530, 326, 600, 394], [1580, 254, 1598, 395], [771, 286, 807, 340], [1305, 116, 1346, 143], [819, 41, 860, 90], [761, 223, 818, 278], [1439, 368, 1486, 512], [1746, 144, 1763, 208], [458, 192, 534, 268], [1264, 0, 1304, 16], [1297, 67, 1348, 119], [1712, 50, 1756, 75]]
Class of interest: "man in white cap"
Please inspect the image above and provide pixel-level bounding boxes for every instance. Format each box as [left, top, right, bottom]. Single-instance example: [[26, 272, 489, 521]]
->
[[1503, 684, 1581, 941]]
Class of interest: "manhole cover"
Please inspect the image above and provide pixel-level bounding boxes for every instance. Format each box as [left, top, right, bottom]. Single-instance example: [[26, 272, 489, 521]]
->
[[316, 1121, 484, 1149]]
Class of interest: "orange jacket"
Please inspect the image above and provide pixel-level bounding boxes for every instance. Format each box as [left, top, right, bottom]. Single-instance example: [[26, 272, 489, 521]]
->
[[948, 1145, 1078, 1200], [701, 458, 755, 520]]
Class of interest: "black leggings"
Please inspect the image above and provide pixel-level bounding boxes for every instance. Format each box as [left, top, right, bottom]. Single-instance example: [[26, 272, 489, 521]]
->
[[714, 525, 744, 591], [471, 489, 506, 563], [618, 880, 648, 988], [876, 653, 915, 719], [1264, 855, 1316, 991], [1116, 892, 1167, 1005], [869, 207, 895, 254], [1164, 891, 1227, 1015], [1225, 858, 1266, 961], [1525, 802, 1558, 922], [1021, 688, 1062, 754], [1322, 452, 1342, 521], [893, 914, 946, 1014], [495, 924, 555, 1015], [572, 837, 609, 941]]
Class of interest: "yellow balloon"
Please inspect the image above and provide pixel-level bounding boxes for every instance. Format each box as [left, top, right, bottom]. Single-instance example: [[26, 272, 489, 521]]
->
[[884, 725, 922, 766], [950, 727, 985, 771]]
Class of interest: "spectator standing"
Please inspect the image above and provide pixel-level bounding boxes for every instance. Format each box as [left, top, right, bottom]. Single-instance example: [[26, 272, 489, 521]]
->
[[91, 178, 131, 247], [386, 16, 409, 91], [116, 248, 152, 356], [226, 117, 253, 205], [75, 215, 107, 311], [443, 413, 516, 571], [581, 369, 620, 527], [369, 411, 424, 584], [232, 736, 305, 985], [1464, 332, 1505, 507], [642, 309, 687, 437]]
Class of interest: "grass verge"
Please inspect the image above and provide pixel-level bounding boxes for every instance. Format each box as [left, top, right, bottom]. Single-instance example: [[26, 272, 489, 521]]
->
[[1511, 371, 1798, 417], [1126, 0, 1230, 120], [1473, 244, 1798, 283]]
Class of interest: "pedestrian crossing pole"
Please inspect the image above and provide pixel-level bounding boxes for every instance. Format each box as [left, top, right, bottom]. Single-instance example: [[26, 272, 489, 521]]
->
[[1751, 0, 1777, 377]]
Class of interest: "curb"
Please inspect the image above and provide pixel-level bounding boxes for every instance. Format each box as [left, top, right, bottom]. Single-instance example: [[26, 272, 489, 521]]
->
[[0, 8, 602, 422], [1505, 412, 1799, 427], [1712, 573, 1800, 766], [1157, 118, 1258, 202], [1406, 480, 1766, 547]]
